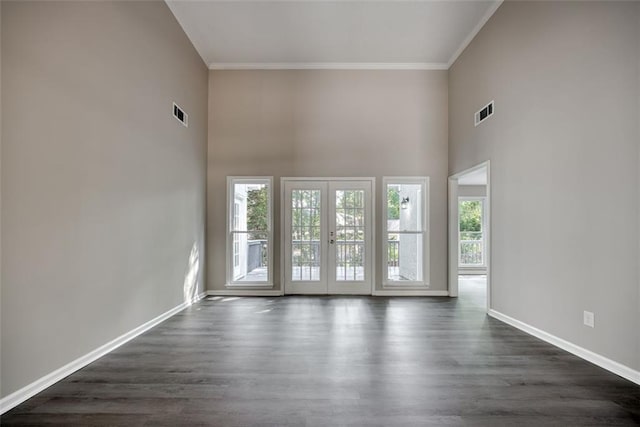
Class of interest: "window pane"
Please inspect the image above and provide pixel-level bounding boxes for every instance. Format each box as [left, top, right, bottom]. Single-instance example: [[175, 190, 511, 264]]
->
[[387, 233, 423, 282], [232, 231, 269, 282], [459, 200, 482, 232], [386, 183, 423, 232], [460, 239, 483, 266], [387, 186, 400, 221], [233, 183, 268, 231], [229, 178, 271, 285]]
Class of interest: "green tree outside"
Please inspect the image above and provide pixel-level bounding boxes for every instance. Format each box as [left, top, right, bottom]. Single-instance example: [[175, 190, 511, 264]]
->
[[246, 186, 269, 266], [459, 200, 482, 239], [247, 186, 268, 237], [387, 187, 400, 220]]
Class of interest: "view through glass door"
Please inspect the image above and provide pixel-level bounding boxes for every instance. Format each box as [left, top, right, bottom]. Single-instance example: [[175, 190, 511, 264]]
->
[[284, 179, 373, 295]]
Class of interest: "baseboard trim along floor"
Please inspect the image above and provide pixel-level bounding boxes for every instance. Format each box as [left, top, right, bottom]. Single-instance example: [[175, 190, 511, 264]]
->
[[488, 309, 640, 385], [0, 292, 207, 415], [207, 290, 449, 297], [206, 289, 284, 296], [373, 289, 449, 296]]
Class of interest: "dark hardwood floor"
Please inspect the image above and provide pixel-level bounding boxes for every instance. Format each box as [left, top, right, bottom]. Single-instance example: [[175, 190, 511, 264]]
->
[[2, 277, 639, 426]]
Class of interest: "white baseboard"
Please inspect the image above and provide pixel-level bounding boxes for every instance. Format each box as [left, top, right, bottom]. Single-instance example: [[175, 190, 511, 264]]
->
[[488, 309, 640, 385], [373, 289, 449, 296], [0, 292, 206, 415], [206, 289, 283, 296], [208, 290, 448, 297]]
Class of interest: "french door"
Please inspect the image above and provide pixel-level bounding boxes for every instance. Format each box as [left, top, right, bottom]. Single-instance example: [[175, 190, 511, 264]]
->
[[283, 179, 373, 295]]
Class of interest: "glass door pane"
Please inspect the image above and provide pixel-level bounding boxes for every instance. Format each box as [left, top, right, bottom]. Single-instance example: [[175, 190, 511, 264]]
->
[[291, 189, 321, 281], [284, 180, 328, 295], [335, 190, 365, 281], [328, 181, 372, 295]]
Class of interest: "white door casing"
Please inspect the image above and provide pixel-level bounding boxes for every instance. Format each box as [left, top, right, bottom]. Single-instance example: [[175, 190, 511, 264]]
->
[[283, 178, 374, 295]]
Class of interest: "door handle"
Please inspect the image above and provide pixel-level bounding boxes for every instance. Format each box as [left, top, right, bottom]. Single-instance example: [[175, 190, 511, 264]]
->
[[329, 239, 334, 244]]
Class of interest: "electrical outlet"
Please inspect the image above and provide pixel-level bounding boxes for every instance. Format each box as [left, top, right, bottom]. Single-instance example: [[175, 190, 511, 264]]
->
[[583, 311, 595, 328]]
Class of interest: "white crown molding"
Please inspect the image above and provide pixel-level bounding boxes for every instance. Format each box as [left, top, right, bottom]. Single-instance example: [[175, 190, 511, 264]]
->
[[209, 62, 448, 70], [0, 292, 207, 415], [172, 0, 500, 2], [447, 0, 503, 69], [488, 309, 640, 386]]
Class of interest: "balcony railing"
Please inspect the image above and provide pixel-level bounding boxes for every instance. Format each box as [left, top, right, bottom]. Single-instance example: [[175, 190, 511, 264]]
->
[[459, 231, 484, 266], [387, 240, 399, 267]]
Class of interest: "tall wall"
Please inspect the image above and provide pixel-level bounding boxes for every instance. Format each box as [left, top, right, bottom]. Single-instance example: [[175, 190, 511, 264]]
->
[[208, 70, 448, 292], [0, 0, 3, 396], [449, 1, 640, 370], [637, 6, 640, 371], [1, 1, 208, 397]]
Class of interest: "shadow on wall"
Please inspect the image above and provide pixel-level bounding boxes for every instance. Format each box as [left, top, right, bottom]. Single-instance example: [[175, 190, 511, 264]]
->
[[183, 243, 200, 305]]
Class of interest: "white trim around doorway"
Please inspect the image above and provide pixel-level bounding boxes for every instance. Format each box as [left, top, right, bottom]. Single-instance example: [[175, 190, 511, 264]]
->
[[448, 161, 491, 312], [280, 177, 376, 296]]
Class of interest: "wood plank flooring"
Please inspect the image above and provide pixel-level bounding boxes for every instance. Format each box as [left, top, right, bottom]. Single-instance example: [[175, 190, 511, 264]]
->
[[2, 278, 639, 426]]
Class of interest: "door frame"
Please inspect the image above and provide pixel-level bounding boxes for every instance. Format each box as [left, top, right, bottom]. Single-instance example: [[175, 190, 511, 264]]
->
[[448, 161, 491, 311], [280, 177, 376, 295]]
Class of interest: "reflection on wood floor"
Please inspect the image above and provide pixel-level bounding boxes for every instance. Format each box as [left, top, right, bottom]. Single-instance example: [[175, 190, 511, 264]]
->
[[2, 281, 639, 426]]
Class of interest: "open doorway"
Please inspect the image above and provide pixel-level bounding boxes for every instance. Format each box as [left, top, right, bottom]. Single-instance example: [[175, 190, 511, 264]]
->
[[448, 162, 490, 310]]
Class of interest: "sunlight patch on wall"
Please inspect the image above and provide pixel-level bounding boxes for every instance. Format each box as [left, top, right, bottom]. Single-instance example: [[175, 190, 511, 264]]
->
[[183, 243, 200, 305]]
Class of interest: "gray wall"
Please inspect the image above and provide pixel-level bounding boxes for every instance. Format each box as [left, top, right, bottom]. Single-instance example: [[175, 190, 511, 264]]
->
[[449, 1, 640, 370], [1, 1, 208, 397], [0, 0, 3, 394], [208, 70, 448, 292]]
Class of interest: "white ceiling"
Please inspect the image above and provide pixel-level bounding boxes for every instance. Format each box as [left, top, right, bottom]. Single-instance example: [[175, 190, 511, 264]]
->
[[166, 0, 503, 69], [458, 167, 487, 186]]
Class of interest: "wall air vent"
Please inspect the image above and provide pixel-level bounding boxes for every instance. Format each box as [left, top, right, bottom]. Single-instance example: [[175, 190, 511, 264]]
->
[[474, 100, 494, 127], [173, 102, 188, 127]]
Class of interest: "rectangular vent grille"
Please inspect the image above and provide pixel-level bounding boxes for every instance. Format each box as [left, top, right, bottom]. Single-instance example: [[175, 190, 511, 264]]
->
[[474, 101, 494, 126], [173, 102, 188, 127]]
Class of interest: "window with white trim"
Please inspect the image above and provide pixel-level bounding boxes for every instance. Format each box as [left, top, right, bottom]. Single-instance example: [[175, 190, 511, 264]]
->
[[227, 177, 273, 286], [382, 177, 429, 286]]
